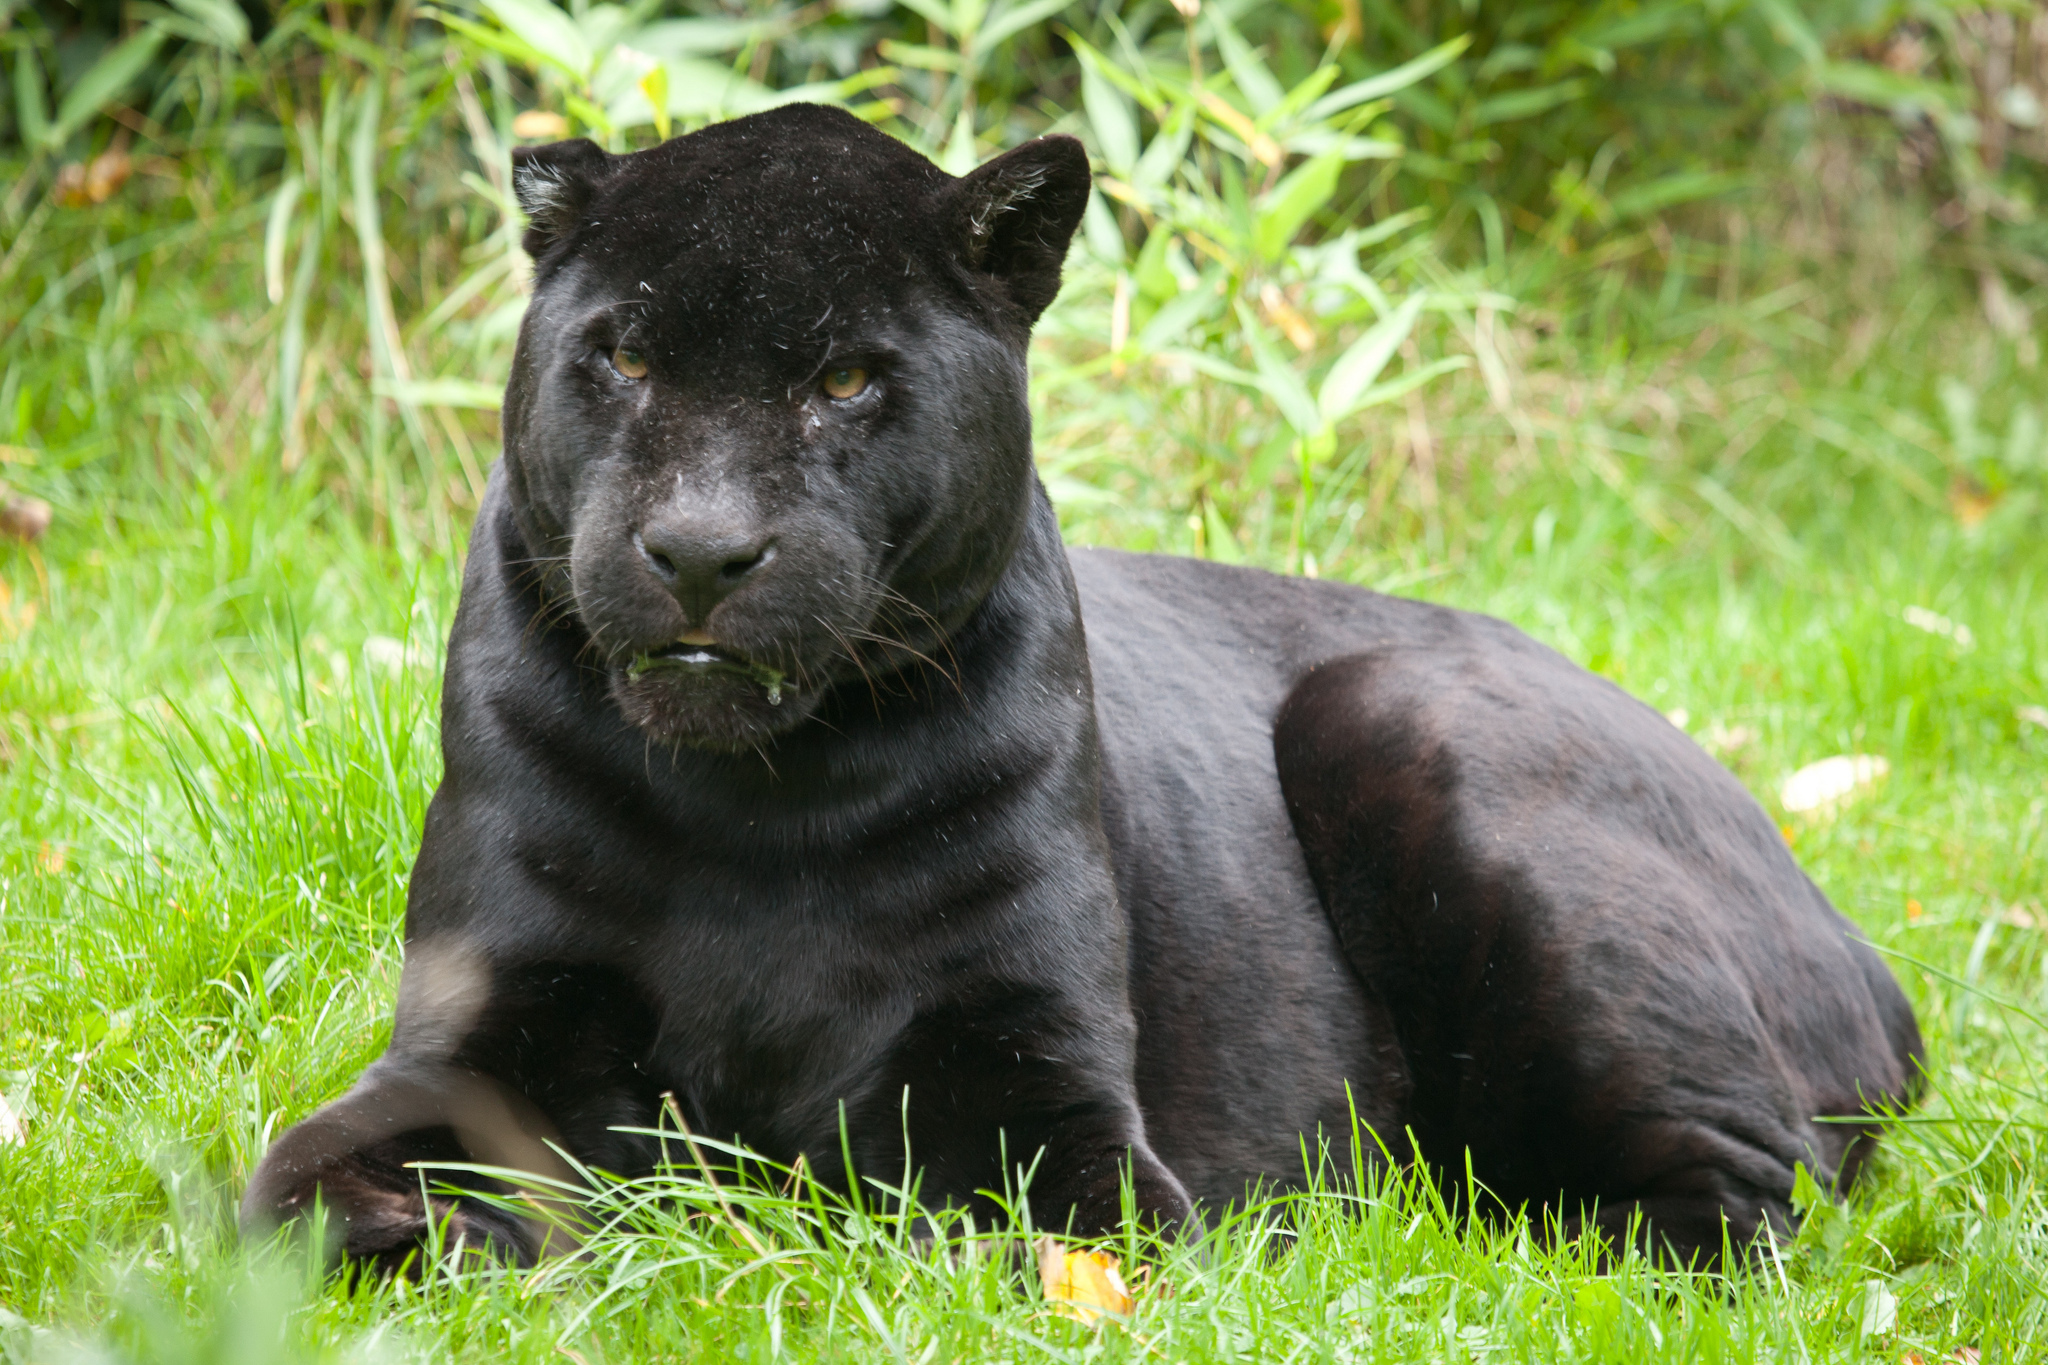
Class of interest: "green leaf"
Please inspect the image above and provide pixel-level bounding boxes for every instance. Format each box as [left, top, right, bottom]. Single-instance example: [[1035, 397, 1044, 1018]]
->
[[1318, 292, 1426, 422], [877, 41, 963, 73], [165, 0, 250, 49], [424, 9, 555, 75], [50, 29, 167, 146], [1238, 302, 1321, 437], [1571, 2, 1695, 54], [1253, 148, 1345, 262], [630, 16, 769, 59], [1157, 348, 1263, 390], [1471, 79, 1591, 127], [1082, 188, 1124, 265], [1209, 7, 1282, 116], [481, 0, 593, 81], [976, 0, 1075, 53], [1132, 101, 1196, 193], [264, 175, 304, 306], [1202, 500, 1243, 563], [1607, 170, 1747, 220], [1081, 60, 1138, 174], [1133, 283, 1222, 351], [894, 0, 956, 38], [942, 108, 978, 176], [639, 63, 670, 140], [1065, 31, 1162, 113], [373, 378, 505, 409], [1751, 0, 1823, 68], [14, 48, 50, 149], [1132, 224, 1179, 304], [1301, 35, 1470, 124], [1338, 354, 1470, 414], [951, 0, 989, 44], [1813, 61, 1965, 116], [1264, 64, 1342, 129]]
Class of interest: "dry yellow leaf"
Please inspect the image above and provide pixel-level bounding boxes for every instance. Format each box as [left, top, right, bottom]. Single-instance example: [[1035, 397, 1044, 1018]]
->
[[1037, 1237, 1133, 1324], [512, 110, 570, 141], [1779, 754, 1888, 813]]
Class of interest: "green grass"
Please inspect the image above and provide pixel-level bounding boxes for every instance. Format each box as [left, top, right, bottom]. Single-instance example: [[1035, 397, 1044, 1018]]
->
[[4, 134, 2048, 1363]]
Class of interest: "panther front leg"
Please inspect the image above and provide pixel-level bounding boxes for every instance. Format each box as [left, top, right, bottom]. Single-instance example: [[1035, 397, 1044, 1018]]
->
[[848, 985, 1195, 1240], [240, 1056, 586, 1272], [242, 935, 660, 1272]]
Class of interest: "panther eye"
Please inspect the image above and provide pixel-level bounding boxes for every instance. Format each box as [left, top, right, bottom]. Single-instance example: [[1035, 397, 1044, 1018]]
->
[[822, 367, 869, 400], [611, 345, 649, 380]]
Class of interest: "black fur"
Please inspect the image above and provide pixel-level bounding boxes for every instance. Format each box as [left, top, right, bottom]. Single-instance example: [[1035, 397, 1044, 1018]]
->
[[243, 105, 1920, 1270]]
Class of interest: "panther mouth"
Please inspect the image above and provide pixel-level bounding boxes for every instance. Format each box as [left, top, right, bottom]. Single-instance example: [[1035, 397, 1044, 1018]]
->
[[627, 641, 787, 705]]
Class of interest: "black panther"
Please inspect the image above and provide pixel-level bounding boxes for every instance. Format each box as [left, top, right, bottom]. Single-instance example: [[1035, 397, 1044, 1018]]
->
[[241, 103, 1921, 1272]]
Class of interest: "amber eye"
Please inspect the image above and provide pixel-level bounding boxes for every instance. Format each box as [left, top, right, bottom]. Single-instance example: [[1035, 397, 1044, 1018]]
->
[[822, 366, 869, 399], [611, 345, 649, 380]]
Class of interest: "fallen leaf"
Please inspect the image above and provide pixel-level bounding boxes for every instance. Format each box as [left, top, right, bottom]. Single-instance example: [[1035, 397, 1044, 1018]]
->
[[1952, 1348, 1980, 1364], [512, 110, 570, 140], [1900, 604, 1975, 648], [1704, 722, 1757, 756], [1038, 1237, 1133, 1325], [0, 487, 51, 541], [53, 149, 134, 207], [1948, 475, 1999, 527], [1259, 283, 1317, 351], [1780, 755, 1888, 813], [2019, 704, 2048, 731]]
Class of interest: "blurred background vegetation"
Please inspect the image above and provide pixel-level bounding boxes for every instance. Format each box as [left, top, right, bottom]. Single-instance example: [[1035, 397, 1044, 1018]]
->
[[4, 0, 2048, 571], [4, 2, 2048, 1360]]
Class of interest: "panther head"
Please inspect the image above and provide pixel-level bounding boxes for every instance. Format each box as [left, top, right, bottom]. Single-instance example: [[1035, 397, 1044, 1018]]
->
[[501, 104, 1090, 752]]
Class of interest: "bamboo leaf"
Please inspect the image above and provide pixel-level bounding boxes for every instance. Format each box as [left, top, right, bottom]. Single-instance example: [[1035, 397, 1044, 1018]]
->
[[630, 17, 770, 59], [1471, 79, 1591, 127], [1338, 354, 1470, 414], [1132, 101, 1196, 192], [427, 9, 557, 78], [1319, 292, 1427, 422], [894, 0, 956, 37], [1208, 7, 1283, 116], [1301, 35, 1470, 124], [50, 29, 167, 146], [977, 0, 1076, 53], [480, 0, 593, 82], [1607, 170, 1747, 220], [14, 49, 50, 149], [264, 175, 304, 306], [165, 0, 250, 49], [1081, 60, 1138, 174], [1253, 148, 1345, 262], [639, 63, 670, 140], [373, 378, 505, 409], [1237, 301, 1321, 436]]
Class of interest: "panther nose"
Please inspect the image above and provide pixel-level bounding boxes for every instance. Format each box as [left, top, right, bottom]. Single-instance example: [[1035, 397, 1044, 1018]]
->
[[635, 519, 775, 623]]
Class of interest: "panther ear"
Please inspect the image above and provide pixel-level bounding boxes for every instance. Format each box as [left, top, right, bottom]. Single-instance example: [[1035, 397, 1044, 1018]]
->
[[511, 138, 613, 260], [949, 135, 1092, 323]]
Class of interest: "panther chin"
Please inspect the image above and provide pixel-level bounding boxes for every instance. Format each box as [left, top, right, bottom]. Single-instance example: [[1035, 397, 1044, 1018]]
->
[[609, 642, 807, 752]]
